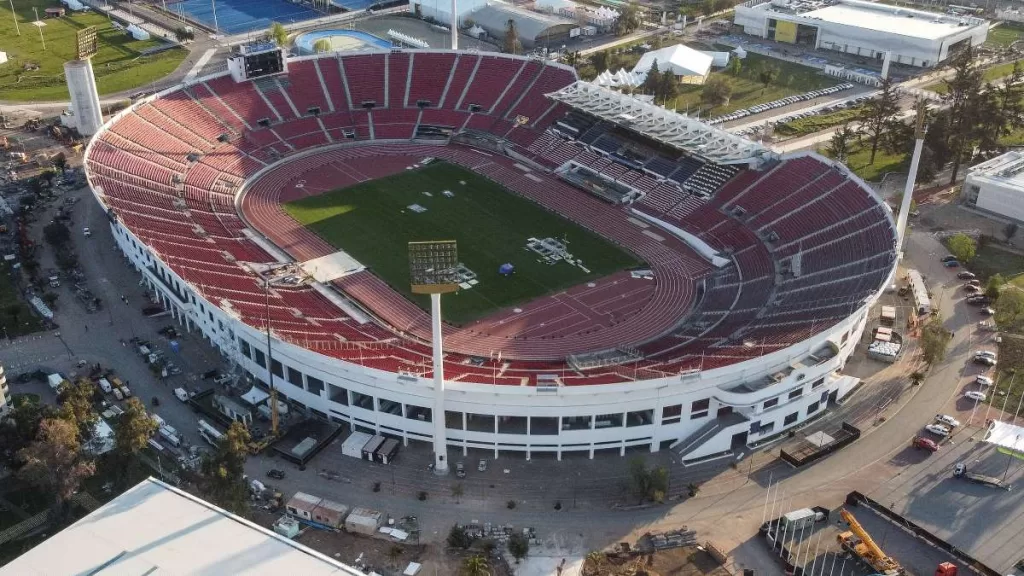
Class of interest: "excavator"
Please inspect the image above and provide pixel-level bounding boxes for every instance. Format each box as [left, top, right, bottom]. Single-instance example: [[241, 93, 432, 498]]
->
[[836, 509, 905, 576]]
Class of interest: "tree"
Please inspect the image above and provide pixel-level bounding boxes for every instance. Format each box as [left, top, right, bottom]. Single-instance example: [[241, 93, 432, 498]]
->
[[312, 38, 332, 53], [614, 2, 641, 36], [728, 56, 742, 76], [1004, 222, 1019, 243], [52, 153, 67, 174], [997, 59, 1024, 131], [269, 22, 288, 47], [387, 545, 404, 567], [659, 69, 679, 104], [756, 63, 778, 94], [57, 379, 98, 439], [502, 19, 522, 54], [42, 292, 58, 309], [986, 273, 1006, 300], [462, 555, 490, 576], [995, 286, 1024, 331], [920, 316, 952, 364], [942, 48, 1005, 184], [860, 77, 901, 164], [17, 418, 96, 519], [114, 397, 158, 459], [5, 304, 20, 327], [200, 421, 251, 515], [174, 27, 195, 43], [909, 371, 926, 386], [43, 221, 71, 247], [0, 396, 49, 460], [701, 76, 732, 110], [627, 457, 668, 503], [585, 551, 605, 574], [508, 532, 530, 563], [643, 60, 661, 95], [448, 524, 472, 549], [825, 123, 857, 163], [947, 233, 977, 263], [592, 50, 610, 74], [451, 482, 464, 503]]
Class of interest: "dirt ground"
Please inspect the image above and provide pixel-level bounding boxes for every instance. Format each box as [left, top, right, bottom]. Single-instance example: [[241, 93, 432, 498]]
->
[[582, 546, 731, 576]]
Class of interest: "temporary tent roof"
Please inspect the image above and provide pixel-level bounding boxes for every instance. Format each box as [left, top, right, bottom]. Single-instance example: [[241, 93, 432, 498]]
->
[[632, 44, 713, 80], [241, 386, 270, 405], [468, 3, 575, 48]]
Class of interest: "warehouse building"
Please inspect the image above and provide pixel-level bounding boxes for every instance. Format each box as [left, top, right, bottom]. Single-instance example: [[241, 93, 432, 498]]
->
[[734, 0, 988, 68], [963, 151, 1024, 223]]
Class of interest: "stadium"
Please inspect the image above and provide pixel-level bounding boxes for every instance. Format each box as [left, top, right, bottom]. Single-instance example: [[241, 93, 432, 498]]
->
[[83, 49, 897, 462]]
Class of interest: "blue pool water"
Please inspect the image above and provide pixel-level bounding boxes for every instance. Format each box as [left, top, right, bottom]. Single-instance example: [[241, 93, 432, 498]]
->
[[171, 0, 322, 35], [294, 29, 392, 54]]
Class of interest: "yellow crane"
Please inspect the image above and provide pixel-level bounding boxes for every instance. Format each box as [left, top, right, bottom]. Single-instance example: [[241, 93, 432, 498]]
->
[[836, 509, 904, 575]]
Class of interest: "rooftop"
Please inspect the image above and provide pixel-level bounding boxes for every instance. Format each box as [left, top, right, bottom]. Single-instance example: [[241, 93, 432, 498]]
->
[[968, 150, 1024, 187], [747, 0, 986, 40], [0, 478, 362, 575]]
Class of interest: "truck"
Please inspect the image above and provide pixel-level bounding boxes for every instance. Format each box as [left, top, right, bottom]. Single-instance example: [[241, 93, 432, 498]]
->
[[780, 508, 825, 530], [837, 509, 904, 575], [953, 463, 1008, 489]]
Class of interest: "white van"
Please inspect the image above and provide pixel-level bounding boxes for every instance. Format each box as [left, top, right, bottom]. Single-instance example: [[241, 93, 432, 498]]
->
[[98, 378, 113, 394], [112, 388, 124, 400], [174, 387, 190, 402]]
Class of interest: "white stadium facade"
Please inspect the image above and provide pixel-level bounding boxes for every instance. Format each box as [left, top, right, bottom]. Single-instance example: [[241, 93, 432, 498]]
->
[[84, 49, 897, 463], [734, 0, 988, 68]]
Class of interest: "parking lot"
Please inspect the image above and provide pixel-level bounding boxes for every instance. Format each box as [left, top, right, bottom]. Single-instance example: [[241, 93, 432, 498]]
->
[[870, 426, 1024, 574]]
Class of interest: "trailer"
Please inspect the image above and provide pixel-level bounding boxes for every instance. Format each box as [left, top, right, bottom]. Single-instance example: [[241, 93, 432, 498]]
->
[[374, 438, 400, 465], [341, 431, 373, 459], [953, 463, 1007, 489], [361, 435, 385, 461]]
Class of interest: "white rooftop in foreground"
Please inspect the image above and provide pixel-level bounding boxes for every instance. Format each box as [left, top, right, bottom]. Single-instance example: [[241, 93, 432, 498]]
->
[[985, 420, 1024, 452], [801, 3, 976, 40], [0, 478, 362, 575], [967, 150, 1024, 186]]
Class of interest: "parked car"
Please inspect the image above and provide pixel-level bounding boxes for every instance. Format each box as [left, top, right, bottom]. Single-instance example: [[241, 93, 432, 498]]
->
[[975, 375, 994, 386], [966, 279, 981, 287], [82, 227, 91, 237], [912, 436, 939, 452], [942, 255, 959, 263], [936, 414, 961, 428], [981, 307, 996, 316], [944, 260, 960, 268], [925, 424, 951, 437], [975, 350, 997, 359], [957, 271, 977, 280], [455, 461, 466, 478], [266, 469, 286, 480], [478, 459, 487, 472], [964, 285, 980, 293], [965, 390, 987, 401], [974, 356, 996, 366]]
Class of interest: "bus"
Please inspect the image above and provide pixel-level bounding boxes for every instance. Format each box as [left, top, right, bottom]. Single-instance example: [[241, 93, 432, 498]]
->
[[197, 419, 223, 446]]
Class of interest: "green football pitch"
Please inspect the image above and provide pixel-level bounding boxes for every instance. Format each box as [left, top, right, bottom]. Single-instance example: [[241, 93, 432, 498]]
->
[[284, 162, 642, 324]]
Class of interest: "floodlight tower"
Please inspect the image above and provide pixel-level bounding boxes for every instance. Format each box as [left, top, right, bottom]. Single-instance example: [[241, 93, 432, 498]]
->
[[409, 240, 460, 475], [896, 103, 927, 254], [63, 26, 104, 136]]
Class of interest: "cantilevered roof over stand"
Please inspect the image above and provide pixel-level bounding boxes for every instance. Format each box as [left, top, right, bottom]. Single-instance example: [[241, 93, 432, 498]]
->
[[547, 81, 774, 166]]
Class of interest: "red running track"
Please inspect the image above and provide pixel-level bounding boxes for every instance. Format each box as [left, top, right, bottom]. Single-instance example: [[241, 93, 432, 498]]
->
[[240, 143, 710, 361]]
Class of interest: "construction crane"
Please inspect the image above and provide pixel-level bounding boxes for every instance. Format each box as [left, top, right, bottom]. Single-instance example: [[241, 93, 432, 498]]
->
[[837, 509, 904, 576]]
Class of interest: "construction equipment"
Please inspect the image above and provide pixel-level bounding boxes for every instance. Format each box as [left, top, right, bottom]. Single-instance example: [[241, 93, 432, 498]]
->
[[836, 509, 904, 575]]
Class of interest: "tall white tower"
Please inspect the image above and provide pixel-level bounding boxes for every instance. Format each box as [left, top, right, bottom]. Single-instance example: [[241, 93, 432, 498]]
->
[[450, 0, 459, 49], [896, 104, 926, 253], [64, 27, 104, 136]]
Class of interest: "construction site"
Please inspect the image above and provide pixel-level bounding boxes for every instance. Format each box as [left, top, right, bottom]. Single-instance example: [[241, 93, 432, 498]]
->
[[760, 494, 993, 576]]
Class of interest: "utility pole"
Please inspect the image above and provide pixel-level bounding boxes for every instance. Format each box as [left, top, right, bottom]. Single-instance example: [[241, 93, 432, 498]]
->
[[8, 0, 19, 35], [32, 7, 45, 50]]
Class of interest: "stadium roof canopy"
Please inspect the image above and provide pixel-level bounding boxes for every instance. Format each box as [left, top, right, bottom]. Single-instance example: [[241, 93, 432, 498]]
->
[[547, 81, 772, 165], [0, 478, 363, 575], [469, 3, 576, 48]]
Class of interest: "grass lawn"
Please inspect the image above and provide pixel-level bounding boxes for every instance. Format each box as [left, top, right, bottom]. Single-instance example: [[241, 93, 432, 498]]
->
[[285, 162, 642, 324], [987, 22, 1024, 48], [0, 266, 41, 337], [0, 3, 187, 101], [957, 243, 1024, 281], [670, 48, 840, 115], [924, 58, 1024, 94], [822, 140, 906, 182], [775, 106, 864, 137], [992, 334, 1024, 416]]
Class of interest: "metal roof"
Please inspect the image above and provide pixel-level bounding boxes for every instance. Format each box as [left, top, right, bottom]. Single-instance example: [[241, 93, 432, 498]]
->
[[0, 478, 363, 575], [468, 3, 575, 43], [547, 81, 773, 165]]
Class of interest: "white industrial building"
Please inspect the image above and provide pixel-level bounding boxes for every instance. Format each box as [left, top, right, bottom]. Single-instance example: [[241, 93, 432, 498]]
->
[[410, 0, 576, 48], [734, 0, 988, 68], [963, 151, 1024, 223], [632, 43, 714, 85], [0, 478, 363, 575]]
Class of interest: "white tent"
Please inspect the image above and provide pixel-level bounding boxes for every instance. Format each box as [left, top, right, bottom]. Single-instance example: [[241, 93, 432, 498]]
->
[[240, 386, 270, 406], [0, 51, 7, 65], [127, 23, 150, 41], [985, 420, 1024, 453], [732, 45, 747, 59], [632, 43, 713, 85]]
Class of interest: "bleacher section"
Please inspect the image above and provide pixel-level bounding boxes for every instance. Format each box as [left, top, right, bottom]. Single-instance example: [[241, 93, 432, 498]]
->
[[85, 51, 896, 387]]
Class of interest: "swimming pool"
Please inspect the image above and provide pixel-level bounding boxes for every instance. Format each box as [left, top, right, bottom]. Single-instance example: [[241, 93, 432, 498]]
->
[[294, 29, 392, 54]]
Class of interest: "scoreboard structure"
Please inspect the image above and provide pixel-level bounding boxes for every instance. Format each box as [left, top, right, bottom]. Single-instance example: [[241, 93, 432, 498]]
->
[[227, 41, 288, 82], [76, 26, 98, 60]]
